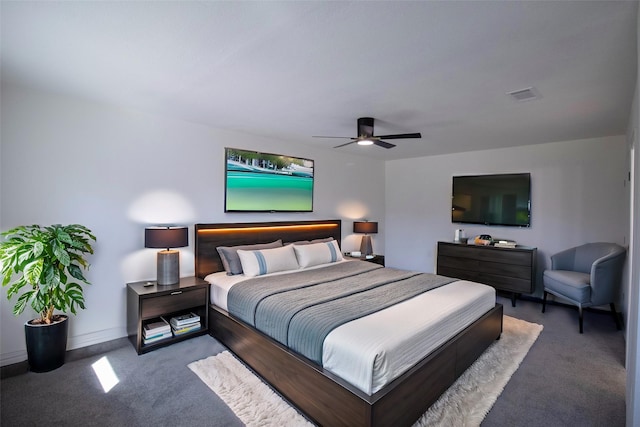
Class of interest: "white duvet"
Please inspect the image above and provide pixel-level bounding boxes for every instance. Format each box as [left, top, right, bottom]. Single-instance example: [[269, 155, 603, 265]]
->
[[205, 263, 496, 395]]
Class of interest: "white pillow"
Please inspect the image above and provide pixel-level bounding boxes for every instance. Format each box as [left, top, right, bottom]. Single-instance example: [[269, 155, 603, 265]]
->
[[293, 240, 343, 268], [237, 244, 300, 277]]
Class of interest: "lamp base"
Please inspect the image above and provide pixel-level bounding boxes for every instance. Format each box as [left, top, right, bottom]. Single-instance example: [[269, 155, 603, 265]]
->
[[157, 250, 180, 285], [359, 235, 373, 256]]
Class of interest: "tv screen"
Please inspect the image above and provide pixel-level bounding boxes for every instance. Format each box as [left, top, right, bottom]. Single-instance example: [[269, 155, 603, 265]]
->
[[452, 173, 531, 227], [224, 148, 314, 212]]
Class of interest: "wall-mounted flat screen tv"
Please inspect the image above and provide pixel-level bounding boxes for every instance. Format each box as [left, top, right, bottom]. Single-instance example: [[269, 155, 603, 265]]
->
[[452, 173, 531, 227], [224, 147, 314, 212]]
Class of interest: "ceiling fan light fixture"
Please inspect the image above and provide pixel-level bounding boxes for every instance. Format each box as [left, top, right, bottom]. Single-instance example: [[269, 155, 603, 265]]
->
[[358, 139, 374, 146]]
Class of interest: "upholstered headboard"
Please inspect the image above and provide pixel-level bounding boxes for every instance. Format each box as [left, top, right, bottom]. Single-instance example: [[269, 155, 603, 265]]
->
[[194, 220, 342, 279]]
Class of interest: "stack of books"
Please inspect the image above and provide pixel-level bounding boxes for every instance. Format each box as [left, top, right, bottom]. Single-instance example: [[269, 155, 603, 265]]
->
[[494, 240, 517, 248], [170, 312, 201, 336], [143, 318, 172, 345]]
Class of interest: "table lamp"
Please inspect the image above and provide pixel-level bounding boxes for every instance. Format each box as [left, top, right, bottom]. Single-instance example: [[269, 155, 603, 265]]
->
[[353, 221, 378, 256], [145, 226, 188, 285]]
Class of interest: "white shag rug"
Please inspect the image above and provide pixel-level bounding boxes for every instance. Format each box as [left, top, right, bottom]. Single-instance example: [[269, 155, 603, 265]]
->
[[188, 315, 542, 427]]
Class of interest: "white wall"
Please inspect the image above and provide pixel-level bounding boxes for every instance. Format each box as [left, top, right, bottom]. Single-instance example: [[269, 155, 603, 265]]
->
[[625, 7, 640, 425], [626, 93, 640, 427], [385, 136, 629, 298], [0, 83, 386, 366]]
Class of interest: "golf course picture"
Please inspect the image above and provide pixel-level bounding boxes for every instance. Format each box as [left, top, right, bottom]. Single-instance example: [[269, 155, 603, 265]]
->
[[225, 148, 314, 212]]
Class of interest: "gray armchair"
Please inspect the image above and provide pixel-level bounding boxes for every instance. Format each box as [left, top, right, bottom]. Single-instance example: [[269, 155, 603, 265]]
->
[[542, 242, 626, 333]]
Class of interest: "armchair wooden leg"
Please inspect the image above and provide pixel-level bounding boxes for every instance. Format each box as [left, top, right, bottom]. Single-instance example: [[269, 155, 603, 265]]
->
[[610, 303, 622, 330], [542, 291, 548, 313], [578, 306, 584, 334]]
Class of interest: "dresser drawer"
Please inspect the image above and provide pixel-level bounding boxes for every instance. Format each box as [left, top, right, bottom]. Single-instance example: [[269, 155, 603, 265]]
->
[[141, 287, 206, 319], [438, 243, 532, 266], [438, 255, 532, 280]]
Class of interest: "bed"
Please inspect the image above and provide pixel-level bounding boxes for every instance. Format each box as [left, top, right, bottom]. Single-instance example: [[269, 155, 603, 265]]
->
[[195, 220, 503, 427]]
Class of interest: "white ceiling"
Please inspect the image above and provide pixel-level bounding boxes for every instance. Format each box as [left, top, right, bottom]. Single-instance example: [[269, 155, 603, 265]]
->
[[1, 1, 637, 161]]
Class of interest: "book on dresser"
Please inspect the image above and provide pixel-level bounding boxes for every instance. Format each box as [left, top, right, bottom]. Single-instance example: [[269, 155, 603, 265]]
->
[[494, 240, 517, 248]]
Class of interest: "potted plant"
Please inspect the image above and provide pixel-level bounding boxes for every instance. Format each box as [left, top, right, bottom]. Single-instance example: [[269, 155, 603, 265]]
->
[[0, 224, 96, 372]]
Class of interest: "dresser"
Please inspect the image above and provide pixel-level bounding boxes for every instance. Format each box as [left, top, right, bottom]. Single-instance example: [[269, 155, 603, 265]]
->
[[436, 241, 537, 306]]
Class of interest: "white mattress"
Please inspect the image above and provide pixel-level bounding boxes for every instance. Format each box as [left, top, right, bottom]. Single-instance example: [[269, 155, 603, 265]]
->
[[205, 265, 496, 395]]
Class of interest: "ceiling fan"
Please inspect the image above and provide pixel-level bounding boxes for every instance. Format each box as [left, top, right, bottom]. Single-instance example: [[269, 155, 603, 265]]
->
[[313, 117, 421, 149]]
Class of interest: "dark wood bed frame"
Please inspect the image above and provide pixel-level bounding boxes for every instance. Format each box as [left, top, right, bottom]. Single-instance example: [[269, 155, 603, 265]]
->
[[195, 220, 503, 427]]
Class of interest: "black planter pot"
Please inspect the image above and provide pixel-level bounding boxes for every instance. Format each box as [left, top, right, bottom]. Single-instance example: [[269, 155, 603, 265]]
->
[[24, 315, 69, 373]]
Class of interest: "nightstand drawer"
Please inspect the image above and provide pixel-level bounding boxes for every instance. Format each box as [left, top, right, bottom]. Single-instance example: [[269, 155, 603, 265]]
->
[[141, 287, 206, 319]]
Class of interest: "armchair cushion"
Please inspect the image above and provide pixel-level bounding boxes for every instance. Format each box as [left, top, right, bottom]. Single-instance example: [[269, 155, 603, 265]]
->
[[543, 270, 591, 303]]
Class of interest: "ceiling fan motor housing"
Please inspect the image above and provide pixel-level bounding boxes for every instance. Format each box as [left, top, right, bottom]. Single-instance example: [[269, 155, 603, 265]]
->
[[358, 117, 375, 137]]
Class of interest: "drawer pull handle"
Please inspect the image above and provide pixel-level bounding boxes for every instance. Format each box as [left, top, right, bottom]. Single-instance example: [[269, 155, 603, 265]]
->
[[171, 291, 183, 295]]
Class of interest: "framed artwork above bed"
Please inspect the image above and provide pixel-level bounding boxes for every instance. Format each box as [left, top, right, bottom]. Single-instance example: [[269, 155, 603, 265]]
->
[[224, 147, 314, 212]]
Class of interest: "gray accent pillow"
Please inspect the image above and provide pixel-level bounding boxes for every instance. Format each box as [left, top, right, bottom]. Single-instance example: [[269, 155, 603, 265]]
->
[[217, 239, 283, 275]]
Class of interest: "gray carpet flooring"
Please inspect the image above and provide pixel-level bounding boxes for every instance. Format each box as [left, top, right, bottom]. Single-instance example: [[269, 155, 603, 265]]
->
[[0, 295, 626, 426]]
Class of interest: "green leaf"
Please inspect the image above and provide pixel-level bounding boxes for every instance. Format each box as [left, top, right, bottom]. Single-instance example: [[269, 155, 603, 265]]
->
[[31, 287, 47, 316], [2, 272, 12, 287], [68, 264, 87, 282], [13, 291, 33, 316], [65, 282, 86, 314], [52, 242, 70, 266], [24, 259, 43, 284], [53, 286, 66, 311], [56, 230, 73, 245], [44, 265, 55, 286], [32, 241, 44, 258], [17, 245, 34, 267], [7, 277, 27, 298]]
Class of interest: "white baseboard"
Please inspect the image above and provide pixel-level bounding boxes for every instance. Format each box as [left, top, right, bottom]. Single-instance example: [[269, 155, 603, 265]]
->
[[1, 326, 127, 367], [1, 349, 27, 367], [67, 327, 127, 351]]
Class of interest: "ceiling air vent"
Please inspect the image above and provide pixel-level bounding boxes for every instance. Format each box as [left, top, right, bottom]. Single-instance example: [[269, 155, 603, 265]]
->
[[507, 87, 539, 102]]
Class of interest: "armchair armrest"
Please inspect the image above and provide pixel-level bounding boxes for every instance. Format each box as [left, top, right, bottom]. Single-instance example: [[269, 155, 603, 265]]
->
[[590, 250, 626, 305]]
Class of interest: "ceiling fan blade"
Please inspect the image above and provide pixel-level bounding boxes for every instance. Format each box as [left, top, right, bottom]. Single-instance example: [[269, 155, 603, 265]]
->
[[333, 140, 358, 148], [375, 132, 422, 140], [374, 139, 396, 149]]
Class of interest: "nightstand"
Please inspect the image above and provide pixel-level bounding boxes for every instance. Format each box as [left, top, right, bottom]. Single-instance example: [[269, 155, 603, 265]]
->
[[345, 254, 385, 266], [127, 276, 209, 354]]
